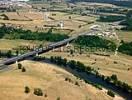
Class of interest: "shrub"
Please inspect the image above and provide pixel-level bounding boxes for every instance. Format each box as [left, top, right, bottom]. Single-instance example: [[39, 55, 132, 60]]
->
[[44, 93, 47, 97], [24, 86, 30, 93], [107, 90, 115, 97], [56, 97, 60, 100], [65, 77, 68, 81], [18, 63, 22, 69], [93, 84, 102, 90], [111, 74, 118, 81], [105, 77, 111, 83], [34, 88, 43, 96], [75, 81, 80, 86], [113, 61, 118, 64], [22, 67, 26, 72]]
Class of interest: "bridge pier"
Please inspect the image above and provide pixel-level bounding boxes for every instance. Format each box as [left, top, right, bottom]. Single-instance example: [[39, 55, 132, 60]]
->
[[114, 47, 118, 56], [52, 47, 55, 52], [36, 53, 39, 56], [60, 47, 64, 52], [66, 42, 70, 47], [16, 60, 18, 65]]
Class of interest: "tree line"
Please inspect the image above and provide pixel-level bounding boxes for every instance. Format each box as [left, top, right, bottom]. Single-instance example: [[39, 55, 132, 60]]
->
[[74, 36, 117, 51], [118, 41, 132, 56], [98, 15, 125, 22], [74, 36, 132, 56], [0, 26, 69, 42], [50, 56, 132, 96]]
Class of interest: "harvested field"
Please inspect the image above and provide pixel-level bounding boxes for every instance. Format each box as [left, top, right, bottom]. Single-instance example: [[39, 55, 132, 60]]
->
[[0, 60, 113, 100]]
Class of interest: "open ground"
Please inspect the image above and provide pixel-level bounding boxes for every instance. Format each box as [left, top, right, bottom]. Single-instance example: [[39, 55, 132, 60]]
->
[[0, 60, 114, 100]]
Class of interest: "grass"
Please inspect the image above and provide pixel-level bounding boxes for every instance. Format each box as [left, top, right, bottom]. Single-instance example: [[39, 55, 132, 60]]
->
[[0, 39, 45, 50], [0, 60, 112, 100], [43, 51, 132, 85], [117, 30, 132, 42]]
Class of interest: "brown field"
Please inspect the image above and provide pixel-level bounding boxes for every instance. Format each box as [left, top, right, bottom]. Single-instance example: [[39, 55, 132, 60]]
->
[[2, 11, 129, 40], [43, 51, 132, 85], [0, 11, 97, 34], [117, 30, 132, 42], [0, 39, 45, 50], [0, 60, 113, 100], [3, 12, 44, 21]]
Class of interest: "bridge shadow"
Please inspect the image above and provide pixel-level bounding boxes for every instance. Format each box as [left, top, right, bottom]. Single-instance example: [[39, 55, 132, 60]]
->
[[0, 64, 12, 72]]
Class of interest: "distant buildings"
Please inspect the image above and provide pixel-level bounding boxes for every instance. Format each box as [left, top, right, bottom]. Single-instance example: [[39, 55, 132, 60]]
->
[[11, 0, 29, 1], [0, 0, 31, 11]]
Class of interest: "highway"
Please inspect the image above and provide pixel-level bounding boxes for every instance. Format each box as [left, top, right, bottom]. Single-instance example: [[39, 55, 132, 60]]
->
[[0, 31, 93, 66]]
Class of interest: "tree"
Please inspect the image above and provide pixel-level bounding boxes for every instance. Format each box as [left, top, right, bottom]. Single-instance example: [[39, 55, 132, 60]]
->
[[62, 58, 67, 66], [18, 63, 22, 69], [70, 49, 74, 55], [68, 60, 76, 69], [111, 74, 118, 81], [34, 88, 43, 96], [86, 66, 92, 72], [122, 82, 131, 92], [107, 90, 115, 97], [56, 56, 63, 65], [105, 77, 111, 83], [44, 93, 48, 97], [56, 97, 60, 100], [24, 86, 30, 93], [78, 25, 82, 28], [75, 81, 80, 86], [22, 67, 26, 72], [69, 16, 71, 19], [7, 50, 12, 58], [15, 50, 19, 56], [50, 56, 54, 62], [95, 71, 99, 78], [76, 61, 85, 72]]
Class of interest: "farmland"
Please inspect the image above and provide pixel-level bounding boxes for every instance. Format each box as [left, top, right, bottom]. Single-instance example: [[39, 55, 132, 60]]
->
[[0, 60, 113, 100]]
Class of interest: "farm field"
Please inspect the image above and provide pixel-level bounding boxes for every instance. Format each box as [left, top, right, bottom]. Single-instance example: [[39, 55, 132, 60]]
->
[[117, 31, 132, 42], [0, 11, 97, 35], [0, 39, 45, 50], [0, 60, 113, 100], [1, 10, 130, 41]]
